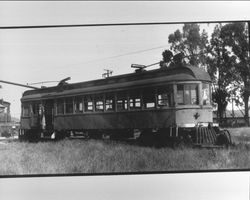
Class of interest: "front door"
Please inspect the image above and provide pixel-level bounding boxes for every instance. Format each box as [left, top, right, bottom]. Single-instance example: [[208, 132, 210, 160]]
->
[[44, 99, 54, 131]]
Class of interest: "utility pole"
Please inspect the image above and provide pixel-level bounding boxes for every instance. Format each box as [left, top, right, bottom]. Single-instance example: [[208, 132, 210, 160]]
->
[[102, 69, 113, 78]]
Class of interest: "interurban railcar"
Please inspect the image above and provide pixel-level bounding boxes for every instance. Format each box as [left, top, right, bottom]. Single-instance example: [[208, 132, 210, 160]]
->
[[19, 63, 231, 146]]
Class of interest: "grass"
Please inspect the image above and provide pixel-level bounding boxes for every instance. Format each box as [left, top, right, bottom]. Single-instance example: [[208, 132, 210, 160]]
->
[[1, 127, 250, 175]]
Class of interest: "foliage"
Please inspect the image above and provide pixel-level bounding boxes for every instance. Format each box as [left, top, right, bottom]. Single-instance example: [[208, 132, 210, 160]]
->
[[166, 22, 250, 124], [207, 25, 236, 84], [1, 130, 11, 138], [168, 23, 209, 66], [167, 23, 231, 120], [212, 88, 229, 120], [162, 49, 173, 63], [160, 50, 185, 68], [219, 22, 250, 125], [0, 131, 250, 175], [206, 24, 238, 119]]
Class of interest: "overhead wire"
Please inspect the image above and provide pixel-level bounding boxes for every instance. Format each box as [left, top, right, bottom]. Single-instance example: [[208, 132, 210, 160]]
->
[[1, 20, 249, 70], [0, 20, 248, 29], [61, 44, 169, 67]]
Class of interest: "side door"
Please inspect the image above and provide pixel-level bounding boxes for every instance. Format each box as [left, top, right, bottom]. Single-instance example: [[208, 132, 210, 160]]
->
[[44, 99, 54, 131], [30, 102, 40, 128]]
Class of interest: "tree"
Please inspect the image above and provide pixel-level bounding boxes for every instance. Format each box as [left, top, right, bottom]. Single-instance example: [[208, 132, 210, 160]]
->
[[167, 23, 232, 122], [206, 24, 237, 122], [220, 22, 250, 126], [212, 88, 229, 122], [168, 23, 209, 67], [160, 50, 173, 67], [160, 50, 185, 68], [162, 50, 173, 63], [166, 22, 250, 126]]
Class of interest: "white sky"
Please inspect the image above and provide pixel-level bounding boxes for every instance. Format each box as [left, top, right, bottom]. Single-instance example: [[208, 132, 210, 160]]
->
[[0, 1, 250, 118]]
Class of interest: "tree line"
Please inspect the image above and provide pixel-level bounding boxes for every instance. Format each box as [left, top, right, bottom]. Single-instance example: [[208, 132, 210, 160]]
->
[[161, 22, 250, 126]]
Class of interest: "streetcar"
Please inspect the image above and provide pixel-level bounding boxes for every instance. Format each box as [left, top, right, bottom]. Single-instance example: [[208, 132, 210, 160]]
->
[[19, 62, 232, 147]]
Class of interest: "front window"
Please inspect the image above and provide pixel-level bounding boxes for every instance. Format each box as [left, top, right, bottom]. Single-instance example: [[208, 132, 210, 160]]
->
[[22, 104, 30, 117], [65, 98, 74, 114], [202, 83, 211, 105], [56, 99, 64, 115], [31, 103, 39, 115], [177, 85, 184, 105], [177, 84, 199, 105]]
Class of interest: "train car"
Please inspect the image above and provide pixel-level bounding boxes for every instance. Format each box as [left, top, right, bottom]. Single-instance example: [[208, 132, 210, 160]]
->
[[19, 63, 232, 146]]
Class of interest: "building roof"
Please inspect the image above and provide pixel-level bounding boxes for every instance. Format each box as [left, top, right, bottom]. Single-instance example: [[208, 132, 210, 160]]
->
[[213, 110, 245, 118], [0, 99, 10, 106]]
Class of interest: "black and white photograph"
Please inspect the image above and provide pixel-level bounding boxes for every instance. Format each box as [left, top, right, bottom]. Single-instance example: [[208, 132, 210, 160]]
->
[[1, 1, 250, 180]]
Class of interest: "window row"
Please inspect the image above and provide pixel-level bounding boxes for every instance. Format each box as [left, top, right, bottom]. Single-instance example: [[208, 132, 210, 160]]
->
[[55, 86, 174, 115], [22, 83, 211, 117]]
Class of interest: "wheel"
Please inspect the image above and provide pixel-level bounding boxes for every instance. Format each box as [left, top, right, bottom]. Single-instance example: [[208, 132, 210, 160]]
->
[[138, 130, 156, 147], [55, 131, 67, 140], [216, 132, 230, 147], [27, 130, 41, 142]]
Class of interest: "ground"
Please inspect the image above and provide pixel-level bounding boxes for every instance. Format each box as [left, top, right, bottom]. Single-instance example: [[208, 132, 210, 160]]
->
[[0, 127, 249, 175]]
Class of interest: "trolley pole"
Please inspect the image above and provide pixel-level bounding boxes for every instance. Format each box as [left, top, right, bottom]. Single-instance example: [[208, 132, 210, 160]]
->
[[0, 80, 39, 89]]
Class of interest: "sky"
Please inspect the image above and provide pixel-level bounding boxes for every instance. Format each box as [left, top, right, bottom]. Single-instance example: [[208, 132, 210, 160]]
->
[[0, 1, 250, 118]]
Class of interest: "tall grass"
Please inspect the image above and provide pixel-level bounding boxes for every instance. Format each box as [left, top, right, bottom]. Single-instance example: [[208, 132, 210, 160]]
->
[[0, 127, 250, 175]]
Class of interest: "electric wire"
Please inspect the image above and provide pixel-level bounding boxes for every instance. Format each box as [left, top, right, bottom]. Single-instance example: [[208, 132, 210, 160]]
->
[[54, 44, 169, 68], [0, 20, 248, 29]]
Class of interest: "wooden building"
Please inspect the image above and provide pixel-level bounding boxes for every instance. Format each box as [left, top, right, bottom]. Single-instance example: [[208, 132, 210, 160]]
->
[[0, 99, 11, 123], [213, 110, 249, 127]]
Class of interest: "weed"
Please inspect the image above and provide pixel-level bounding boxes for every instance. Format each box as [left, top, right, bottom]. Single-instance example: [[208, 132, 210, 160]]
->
[[0, 128, 250, 175]]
